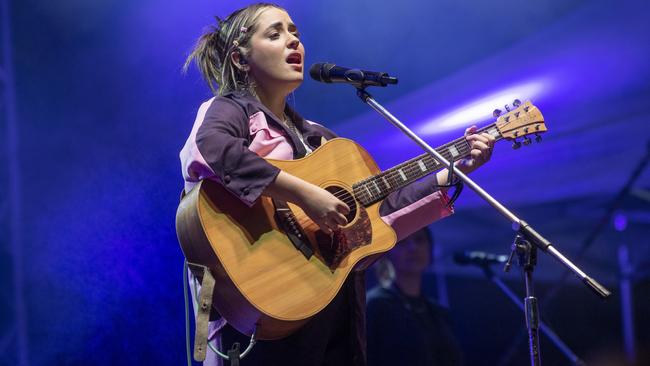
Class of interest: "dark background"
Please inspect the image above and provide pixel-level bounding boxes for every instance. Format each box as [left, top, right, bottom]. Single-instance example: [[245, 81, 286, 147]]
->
[[1, 0, 649, 365]]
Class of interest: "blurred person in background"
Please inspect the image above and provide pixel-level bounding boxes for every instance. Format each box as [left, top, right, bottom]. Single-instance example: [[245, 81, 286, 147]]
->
[[366, 227, 464, 366]]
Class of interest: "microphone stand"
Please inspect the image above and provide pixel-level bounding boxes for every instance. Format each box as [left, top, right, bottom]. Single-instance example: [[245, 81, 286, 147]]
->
[[480, 252, 586, 366], [354, 87, 611, 366]]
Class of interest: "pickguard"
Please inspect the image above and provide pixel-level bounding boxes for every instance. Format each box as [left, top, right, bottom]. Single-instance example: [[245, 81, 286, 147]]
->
[[314, 206, 372, 271]]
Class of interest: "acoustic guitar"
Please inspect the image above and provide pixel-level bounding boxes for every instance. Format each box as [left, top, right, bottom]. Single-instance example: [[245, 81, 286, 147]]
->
[[176, 100, 545, 339]]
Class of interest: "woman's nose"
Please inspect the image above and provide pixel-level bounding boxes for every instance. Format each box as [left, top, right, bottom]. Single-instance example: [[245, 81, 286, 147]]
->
[[288, 36, 300, 49]]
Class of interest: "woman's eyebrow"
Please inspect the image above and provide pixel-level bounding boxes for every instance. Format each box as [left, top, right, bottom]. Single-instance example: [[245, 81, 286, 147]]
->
[[264, 21, 298, 32], [264, 21, 283, 32]]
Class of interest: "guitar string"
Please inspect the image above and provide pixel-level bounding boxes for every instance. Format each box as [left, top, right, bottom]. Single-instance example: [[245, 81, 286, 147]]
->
[[278, 121, 525, 225], [350, 122, 507, 203], [331, 140, 473, 203], [352, 139, 484, 204], [349, 122, 494, 193], [330, 143, 472, 206], [328, 123, 506, 205], [304, 122, 530, 224], [294, 140, 468, 219], [344, 121, 542, 205], [356, 130, 479, 189], [354, 138, 469, 191], [353, 142, 472, 200]]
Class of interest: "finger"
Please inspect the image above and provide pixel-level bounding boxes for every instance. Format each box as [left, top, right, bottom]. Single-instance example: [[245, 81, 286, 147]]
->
[[337, 201, 351, 215], [465, 125, 478, 136], [314, 215, 332, 234], [470, 140, 490, 152], [472, 147, 491, 162], [319, 223, 332, 235], [481, 132, 496, 146], [330, 212, 348, 226], [470, 149, 484, 161], [326, 220, 340, 233], [466, 134, 490, 145]]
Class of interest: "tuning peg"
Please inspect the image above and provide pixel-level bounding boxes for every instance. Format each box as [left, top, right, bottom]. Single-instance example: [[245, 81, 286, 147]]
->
[[493, 109, 502, 117], [535, 134, 542, 143], [512, 140, 522, 149], [523, 136, 532, 146], [513, 99, 522, 107], [504, 104, 511, 112]]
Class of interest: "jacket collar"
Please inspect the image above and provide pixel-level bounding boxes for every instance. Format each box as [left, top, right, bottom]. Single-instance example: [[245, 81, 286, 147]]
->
[[225, 91, 317, 158]]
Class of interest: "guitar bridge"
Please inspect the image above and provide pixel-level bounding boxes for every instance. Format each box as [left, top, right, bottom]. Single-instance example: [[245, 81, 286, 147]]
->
[[272, 200, 313, 260]]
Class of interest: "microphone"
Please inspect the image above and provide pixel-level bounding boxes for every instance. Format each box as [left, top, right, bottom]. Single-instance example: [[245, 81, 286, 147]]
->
[[453, 251, 508, 267], [309, 63, 398, 87]]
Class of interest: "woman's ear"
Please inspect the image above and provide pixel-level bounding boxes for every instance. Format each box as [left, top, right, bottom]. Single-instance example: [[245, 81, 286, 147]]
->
[[230, 50, 249, 71]]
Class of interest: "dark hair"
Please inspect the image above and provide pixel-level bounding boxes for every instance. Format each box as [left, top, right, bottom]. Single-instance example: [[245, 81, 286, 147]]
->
[[184, 3, 284, 95]]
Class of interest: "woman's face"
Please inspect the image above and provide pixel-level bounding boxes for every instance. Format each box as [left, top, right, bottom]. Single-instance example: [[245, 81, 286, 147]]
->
[[246, 7, 304, 94]]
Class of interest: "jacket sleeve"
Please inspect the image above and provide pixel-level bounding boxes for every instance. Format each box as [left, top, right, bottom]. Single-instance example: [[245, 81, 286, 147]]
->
[[379, 174, 454, 241], [184, 97, 281, 206]]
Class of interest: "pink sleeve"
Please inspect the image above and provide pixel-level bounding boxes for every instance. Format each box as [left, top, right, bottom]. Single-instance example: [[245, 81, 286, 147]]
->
[[380, 190, 454, 241], [179, 98, 218, 193]]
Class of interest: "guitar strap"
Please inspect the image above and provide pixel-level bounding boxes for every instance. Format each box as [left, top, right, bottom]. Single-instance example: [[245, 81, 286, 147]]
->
[[186, 261, 216, 362]]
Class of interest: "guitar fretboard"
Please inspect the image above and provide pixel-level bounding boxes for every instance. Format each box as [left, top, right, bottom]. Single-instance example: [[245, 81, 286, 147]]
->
[[352, 123, 503, 206]]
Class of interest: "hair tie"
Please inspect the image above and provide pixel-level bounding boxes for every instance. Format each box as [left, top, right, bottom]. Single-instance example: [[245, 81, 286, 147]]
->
[[240, 26, 248, 33], [233, 40, 239, 47]]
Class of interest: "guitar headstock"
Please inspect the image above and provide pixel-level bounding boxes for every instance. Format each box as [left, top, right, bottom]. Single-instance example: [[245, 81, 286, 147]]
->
[[493, 100, 546, 149]]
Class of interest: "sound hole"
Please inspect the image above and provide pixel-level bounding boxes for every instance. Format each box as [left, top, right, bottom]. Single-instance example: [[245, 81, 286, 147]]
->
[[325, 185, 357, 224]]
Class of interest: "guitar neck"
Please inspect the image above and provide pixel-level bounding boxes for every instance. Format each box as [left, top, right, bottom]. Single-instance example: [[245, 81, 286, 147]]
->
[[352, 123, 504, 206]]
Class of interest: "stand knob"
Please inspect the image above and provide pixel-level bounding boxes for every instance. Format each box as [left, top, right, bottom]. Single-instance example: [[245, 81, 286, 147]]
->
[[513, 99, 522, 107], [523, 136, 532, 146], [512, 140, 522, 149], [535, 134, 542, 143], [493, 109, 502, 117]]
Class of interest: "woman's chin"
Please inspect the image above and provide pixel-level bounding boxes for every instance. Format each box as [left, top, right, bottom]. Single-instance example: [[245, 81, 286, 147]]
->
[[285, 77, 303, 89]]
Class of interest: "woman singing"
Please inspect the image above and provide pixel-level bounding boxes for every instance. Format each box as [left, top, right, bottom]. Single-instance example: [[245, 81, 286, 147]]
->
[[180, 3, 494, 365]]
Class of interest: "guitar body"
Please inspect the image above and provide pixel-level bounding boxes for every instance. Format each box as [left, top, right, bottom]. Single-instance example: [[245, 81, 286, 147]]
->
[[176, 138, 397, 340]]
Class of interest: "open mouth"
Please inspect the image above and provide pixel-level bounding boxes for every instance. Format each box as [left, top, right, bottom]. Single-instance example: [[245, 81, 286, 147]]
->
[[286, 52, 302, 65]]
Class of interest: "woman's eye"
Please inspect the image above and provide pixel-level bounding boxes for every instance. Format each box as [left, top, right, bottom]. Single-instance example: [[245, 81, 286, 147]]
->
[[270, 33, 280, 39]]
